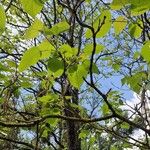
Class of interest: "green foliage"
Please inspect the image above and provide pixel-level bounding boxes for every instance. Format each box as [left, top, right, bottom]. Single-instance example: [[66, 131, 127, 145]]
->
[[111, 0, 150, 15], [44, 21, 70, 36], [24, 19, 44, 39], [141, 41, 150, 63], [83, 44, 104, 56], [1, 0, 150, 149], [48, 57, 64, 78], [38, 40, 55, 59], [113, 16, 127, 35], [19, 40, 54, 72], [59, 44, 77, 58], [19, 0, 45, 17], [68, 63, 88, 89], [110, 0, 129, 10], [121, 72, 147, 93], [86, 10, 111, 38], [0, 5, 6, 35], [128, 22, 142, 38], [19, 46, 41, 72]]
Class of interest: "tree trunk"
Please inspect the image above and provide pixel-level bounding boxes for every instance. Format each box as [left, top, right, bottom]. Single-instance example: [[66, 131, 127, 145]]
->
[[64, 87, 81, 150]]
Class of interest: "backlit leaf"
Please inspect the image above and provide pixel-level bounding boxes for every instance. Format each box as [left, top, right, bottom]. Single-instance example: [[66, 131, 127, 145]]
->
[[110, 0, 129, 10], [48, 57, 64, 77], [128, 23, 142, 38], [114, 16, 127, 35], [141, 41, 150, 62], [59, 44, 77, 58], [20, 0, 44, 17], [44, 21, 69, 36], [0, 5, 6, 35], [84, 44, 104, 56], [38, 40, 55, 59], [68, 63, 88, 89], [130, 0, 150, 16], [86, 10, 111, 38], [19, 47, 40, 72], [24, 19, 44, 39]]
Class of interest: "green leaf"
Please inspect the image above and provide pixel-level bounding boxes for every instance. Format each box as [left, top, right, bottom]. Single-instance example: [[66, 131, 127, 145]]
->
[[38, 40, 55, 59], [114, 16, 127, 35], [68, 63, 88, 89], [121, 72, 147, 93], [84, 44, 104, 56], [121, 122, 130, 129], [48, 57, 64, 77], [20, 79, 33, 88], [19, 40, 54, 72], [19, 46, 40, 72], [82, 60, 99, 74], [39, 94, 58, 104], [79, 130, 89, 139], [0, 5, 6, 35], [86, 10, 111, 38], [128, 23, 142, 38], [110, 0, 129, 10], [20, 0, 44, 17], [44, 21, 69, 36], [141, 41, 150, 62], [24, 19, 44, 39], [59, 44, 77, 58], [97, 11, 111, 38], [130, 0, 150, 16], [101, 103, 110, 115]]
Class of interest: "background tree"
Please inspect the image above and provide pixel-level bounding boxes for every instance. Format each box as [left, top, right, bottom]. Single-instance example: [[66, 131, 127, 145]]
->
[[0, 0, 150, 149]]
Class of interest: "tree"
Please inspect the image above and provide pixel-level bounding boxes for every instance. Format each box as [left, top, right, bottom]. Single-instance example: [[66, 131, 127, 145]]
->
[[0, 0, 150, 149]]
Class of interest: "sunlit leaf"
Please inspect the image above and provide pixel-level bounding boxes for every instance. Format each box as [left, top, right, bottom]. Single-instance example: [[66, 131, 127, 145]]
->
[[130, 0, 150, 16], [121, 72, 147, 93], [48, 57, 64, 77], [24, 19, 44, 39], [128, 23, 142, 38], [114, 16, 127, 35], [121, 122, 130, 129], [84, 44, 104, 56], [19, 47, 40, 72], [20, 0, 44, 17], [0, 5, 6, 35], [79, 130, 89, 139], [44, 21, 69, 36], [110, 0, 129, 10], [141, 41, 150, 62], [68, 63, 88, 89], [86, 10, 111, 38], [38, 40, 55, 59], [59, 44, 77, 58]]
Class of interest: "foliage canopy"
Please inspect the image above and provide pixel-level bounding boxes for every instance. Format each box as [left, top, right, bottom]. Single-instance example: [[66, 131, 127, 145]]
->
[[0, 0, 150, 149]]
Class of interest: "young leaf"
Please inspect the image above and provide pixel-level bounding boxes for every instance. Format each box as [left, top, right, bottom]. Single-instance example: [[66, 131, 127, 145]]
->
[[130, 0, 150, 16], [24, 19, 44, 39], [86, 10, 111, 38], [97, 10, 111, 38], [38, 40, 55, 59], [48, 57, 64, 77], [84, 44, 104, 56], [19, 47, 40, 72], [114, 16, 127, 35], [68, 63, 88, 89], [128, 23, 142, 38], [110, 0, 129, 10], [44, 21, 69, 36], [59, 44, 76, 58], [20, 0, 44, 17], [0, 5, 6, 35], [141, 41, 150, 62]]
